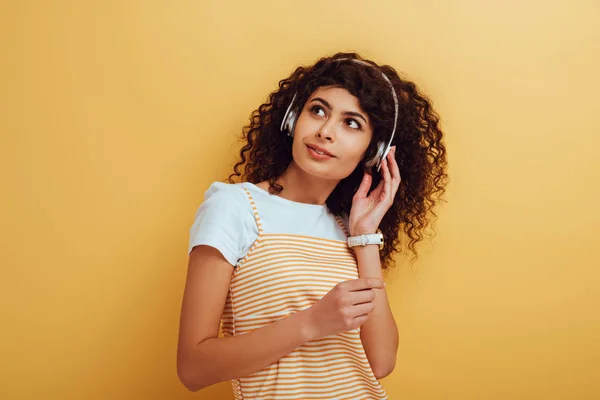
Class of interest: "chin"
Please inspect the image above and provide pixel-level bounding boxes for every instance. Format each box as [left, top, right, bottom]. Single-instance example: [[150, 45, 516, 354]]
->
[[293, 156, 352, 181]]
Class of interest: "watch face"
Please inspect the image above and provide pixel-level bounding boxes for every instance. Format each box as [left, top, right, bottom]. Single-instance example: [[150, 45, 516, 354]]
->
[[377, 230, 384, 250]]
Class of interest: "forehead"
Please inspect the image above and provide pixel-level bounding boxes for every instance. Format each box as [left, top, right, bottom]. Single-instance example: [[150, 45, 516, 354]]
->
[[307, 86, 365, 112]]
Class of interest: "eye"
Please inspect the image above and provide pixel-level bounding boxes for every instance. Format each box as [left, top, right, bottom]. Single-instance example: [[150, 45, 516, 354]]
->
[[310, 105, 326, 117], [346, 118, 361, 130]]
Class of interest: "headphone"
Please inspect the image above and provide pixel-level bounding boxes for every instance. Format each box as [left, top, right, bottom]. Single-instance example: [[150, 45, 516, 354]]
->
[[280, 58, 399, 171]]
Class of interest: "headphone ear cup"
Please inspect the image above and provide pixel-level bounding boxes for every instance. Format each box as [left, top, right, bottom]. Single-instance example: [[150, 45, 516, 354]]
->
[[285, 109, 298, 137], [364, 141, 387, 169], [281, 92, 299, 137]]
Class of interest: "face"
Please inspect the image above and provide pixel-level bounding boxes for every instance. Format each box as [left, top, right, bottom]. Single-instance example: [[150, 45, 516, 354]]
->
[[291, 86, 374, 180]]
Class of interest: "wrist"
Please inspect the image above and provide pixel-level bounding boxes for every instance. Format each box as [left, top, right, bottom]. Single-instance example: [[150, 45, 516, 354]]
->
[[350, 227, 379, 236], [347, 229, 384, 250], [297, 307, 320, 342]]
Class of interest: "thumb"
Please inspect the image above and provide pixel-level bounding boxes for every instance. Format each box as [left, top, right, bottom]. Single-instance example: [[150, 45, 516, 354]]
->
[[354, 171, 372, 199]]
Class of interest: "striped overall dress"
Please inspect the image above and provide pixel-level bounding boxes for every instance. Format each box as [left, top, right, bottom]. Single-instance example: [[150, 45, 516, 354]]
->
[[221, 187, 388, 399]]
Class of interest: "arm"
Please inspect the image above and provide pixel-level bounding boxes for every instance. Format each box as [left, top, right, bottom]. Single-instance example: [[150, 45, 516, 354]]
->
[[177, 245, 384, 392], [354, 244, 399, 379], [347, 146, 402, 379], [176, 245, 316, 391]]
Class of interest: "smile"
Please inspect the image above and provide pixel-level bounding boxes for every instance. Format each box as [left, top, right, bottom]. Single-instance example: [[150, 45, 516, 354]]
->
[[312, 147, 328, 155], [306, 144, 335, 160]]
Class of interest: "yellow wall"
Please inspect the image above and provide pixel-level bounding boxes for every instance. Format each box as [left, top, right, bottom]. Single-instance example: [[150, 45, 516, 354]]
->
[[1, 1, 599, 399]]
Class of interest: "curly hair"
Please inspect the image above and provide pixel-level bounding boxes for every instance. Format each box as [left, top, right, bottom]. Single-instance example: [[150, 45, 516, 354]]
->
[[228, 52, 449, 269]]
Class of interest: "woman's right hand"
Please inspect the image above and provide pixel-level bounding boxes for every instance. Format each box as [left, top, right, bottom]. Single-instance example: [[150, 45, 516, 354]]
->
[[304, 278, 384, 339]]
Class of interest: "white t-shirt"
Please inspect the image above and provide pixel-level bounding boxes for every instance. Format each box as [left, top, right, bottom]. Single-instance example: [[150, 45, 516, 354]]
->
[[188, 181, 349, 266]]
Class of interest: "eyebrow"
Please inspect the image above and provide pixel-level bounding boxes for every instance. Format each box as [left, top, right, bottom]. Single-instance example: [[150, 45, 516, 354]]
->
[[309, 97, 368, 124]]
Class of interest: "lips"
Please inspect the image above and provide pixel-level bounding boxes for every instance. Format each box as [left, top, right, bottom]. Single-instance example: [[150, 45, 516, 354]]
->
[[306, 144, 335, 157]]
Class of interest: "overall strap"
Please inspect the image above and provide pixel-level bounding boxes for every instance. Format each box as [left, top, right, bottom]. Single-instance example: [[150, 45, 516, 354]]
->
[[334, 214, 350, 237], [240, 185, 264, 235]]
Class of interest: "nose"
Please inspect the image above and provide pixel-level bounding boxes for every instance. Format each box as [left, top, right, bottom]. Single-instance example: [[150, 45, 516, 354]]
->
[[316, 119, 337, 143]]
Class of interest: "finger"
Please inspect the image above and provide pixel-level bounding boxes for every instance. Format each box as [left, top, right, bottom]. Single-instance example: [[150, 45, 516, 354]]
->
[[354, 171, 372, 199], [389, 147, 401, 189], [351, 314, 370, 329], [389, 145, 396, 158], [350, 288, 376, 305], [380, 155, 392, 200], [347, 302, 375, 318], [342, 278, 384, 292]]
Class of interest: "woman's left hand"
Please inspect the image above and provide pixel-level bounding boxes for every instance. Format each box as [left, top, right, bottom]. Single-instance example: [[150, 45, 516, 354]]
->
[[348, 146, 401, 236]]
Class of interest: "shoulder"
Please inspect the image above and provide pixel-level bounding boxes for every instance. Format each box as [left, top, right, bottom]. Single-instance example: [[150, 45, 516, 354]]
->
[[191, 181, 256, 230], [188, 181, 257, 263], [202, 181, 248, 204]]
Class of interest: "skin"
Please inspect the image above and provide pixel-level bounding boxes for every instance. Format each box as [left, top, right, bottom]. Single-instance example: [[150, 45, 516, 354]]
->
[[177, 86, 401, 392]]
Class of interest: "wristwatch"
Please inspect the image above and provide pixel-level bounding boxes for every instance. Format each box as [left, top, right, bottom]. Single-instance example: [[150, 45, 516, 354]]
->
[[347, 229, 384, 250]]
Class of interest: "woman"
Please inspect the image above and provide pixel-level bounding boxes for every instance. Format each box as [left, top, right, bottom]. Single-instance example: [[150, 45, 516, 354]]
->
[[177, 52, 448, 399]]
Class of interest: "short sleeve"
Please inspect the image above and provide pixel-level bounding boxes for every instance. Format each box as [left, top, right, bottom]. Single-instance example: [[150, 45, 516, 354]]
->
[[188, 182, 253, 266]]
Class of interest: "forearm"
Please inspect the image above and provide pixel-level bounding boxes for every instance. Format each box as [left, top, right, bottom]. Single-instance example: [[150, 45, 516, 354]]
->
[[178, 310, 315, 391], [354, 245, 399, 379]]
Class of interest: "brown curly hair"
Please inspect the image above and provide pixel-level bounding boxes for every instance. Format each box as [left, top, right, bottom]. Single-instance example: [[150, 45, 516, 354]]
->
[[228, 52, 449, 269]]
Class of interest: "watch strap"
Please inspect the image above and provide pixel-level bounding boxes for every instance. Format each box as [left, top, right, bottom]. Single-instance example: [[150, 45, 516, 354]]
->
[[347, 230, 384, 249]]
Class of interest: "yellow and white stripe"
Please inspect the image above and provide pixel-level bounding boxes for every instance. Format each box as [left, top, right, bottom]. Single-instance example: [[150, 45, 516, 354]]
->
[[221, 187, 387, 399]]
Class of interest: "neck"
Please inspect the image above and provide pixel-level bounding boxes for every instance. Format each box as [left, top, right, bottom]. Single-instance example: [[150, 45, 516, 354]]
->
[[276, 161, 339, 205]]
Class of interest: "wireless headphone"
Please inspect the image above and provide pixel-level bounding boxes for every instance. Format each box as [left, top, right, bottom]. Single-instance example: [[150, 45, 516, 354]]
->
[[280, 58, 399, 171]]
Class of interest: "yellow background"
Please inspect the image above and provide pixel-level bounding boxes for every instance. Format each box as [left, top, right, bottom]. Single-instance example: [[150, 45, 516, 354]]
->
[[1, 1, 599, 399]]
